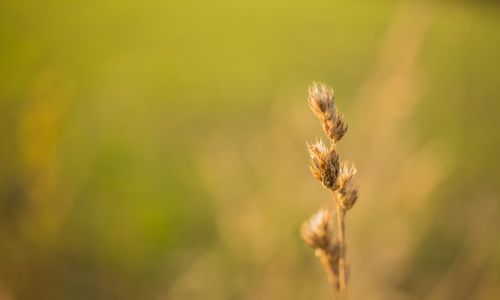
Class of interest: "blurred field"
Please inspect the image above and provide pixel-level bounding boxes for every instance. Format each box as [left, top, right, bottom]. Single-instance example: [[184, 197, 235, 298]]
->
[[1, 0, 500, 299]]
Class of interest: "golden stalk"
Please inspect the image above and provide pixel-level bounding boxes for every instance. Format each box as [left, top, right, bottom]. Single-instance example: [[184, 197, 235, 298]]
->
[[301, 82, 359, 299]]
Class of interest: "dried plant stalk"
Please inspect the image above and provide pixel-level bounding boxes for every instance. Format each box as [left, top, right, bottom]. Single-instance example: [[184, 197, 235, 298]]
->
[[301, 82, 359, 299]]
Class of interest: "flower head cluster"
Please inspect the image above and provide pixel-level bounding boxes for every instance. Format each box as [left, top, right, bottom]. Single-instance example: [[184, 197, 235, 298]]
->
[[306, 82, 358, 207]]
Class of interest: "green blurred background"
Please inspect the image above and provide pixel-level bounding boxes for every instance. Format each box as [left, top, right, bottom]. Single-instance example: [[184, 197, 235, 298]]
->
[[1, 0, 499, 299]]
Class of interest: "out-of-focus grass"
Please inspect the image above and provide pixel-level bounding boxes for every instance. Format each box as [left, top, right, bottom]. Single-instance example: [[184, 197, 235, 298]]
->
[[1, 0, 500, 299]]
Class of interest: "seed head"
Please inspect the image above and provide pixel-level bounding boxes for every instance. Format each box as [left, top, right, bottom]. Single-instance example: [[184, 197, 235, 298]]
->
[[331, 108, 348, 142], [337, 161, 359, 211], [301, 209, 334, 250], [307, 139, 340, 189], [308, 82, 335, 116], [307, 82, 348, 142]]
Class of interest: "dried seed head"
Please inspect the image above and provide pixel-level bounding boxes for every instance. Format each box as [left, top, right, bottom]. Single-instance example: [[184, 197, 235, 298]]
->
[[337, 161, 359, 211], [308, 82, 335, 116], [301, 209, 334, 250], [339, 161, 357, 180], [307, 82, 348, 142], [307, 139, 340, 189], [331, 108, 348, 142], [307, 139, 328, 182], [323, 150, 340, 189]]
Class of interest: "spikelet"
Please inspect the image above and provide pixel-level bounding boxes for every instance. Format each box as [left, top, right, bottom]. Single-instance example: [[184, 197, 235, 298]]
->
[[308, 82, 348, 142], [331, 108, 348, 142], [307, 139, 339, 190], [301, 209, 334, 250], [308, 82, 335, 117], [301, 209, 342, 289], [336, 161, 359, 211]]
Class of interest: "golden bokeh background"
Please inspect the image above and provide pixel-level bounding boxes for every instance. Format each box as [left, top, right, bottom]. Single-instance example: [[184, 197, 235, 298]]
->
[[1, 0, 499, 299]]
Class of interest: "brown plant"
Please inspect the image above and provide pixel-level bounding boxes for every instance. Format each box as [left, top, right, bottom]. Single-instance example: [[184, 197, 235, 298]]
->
[[302, 82, 359, 299]]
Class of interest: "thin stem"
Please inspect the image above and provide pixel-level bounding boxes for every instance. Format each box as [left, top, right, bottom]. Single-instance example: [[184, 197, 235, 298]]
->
[[331, 191, 347, 299]]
